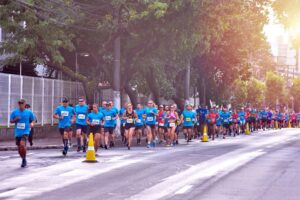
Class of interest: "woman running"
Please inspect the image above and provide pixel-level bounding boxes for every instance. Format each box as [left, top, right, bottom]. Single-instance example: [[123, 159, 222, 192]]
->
[[122, 103, 137, 150], [86, 104, 104, 153], [165, 105, 179, 146], [158, 105, 166, 144]]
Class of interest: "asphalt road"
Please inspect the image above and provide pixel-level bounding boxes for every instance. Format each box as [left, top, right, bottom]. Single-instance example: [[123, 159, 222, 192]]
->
[[1, 129, 300, 200]]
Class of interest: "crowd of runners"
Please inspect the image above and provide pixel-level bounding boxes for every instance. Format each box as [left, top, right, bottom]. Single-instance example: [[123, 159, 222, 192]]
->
[[9, 97, 300, 167]]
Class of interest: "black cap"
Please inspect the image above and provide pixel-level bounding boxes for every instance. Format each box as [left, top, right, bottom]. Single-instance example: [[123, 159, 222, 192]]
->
[[62, 97, 69, 103], [18, 98, 26, 104]]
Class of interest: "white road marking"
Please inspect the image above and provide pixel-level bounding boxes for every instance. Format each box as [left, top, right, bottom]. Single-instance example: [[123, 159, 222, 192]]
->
[[175, 185, 193, 194], [127, 150, 265, 200]]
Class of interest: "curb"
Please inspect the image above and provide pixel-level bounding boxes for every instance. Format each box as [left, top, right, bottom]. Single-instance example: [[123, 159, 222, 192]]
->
[[0, 145, 63, 151]]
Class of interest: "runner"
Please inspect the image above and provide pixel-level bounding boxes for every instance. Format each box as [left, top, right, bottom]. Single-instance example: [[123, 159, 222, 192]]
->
[[144, 100, 158, 148], [238, 107, 246, 134], [99, 101, 107, 148], [220, 107, 231, 139], [10, 99, 35, 167], [261, 108, 268, 131], [231, 109, 239, 136], [157, 105, 166, 144], [181, 104, 196, 143], [134, 103, 145, 145], [86, 104, 104, 153], [206, 108, 218, 140], [74, 97, 89, 152], [109, 101, 119, 148], [119, 103, 127, 145], [122, 103, 137, 150], [53, 97, 75, 156], [102, 102, 118, 149], [165, 105, 179, 146]]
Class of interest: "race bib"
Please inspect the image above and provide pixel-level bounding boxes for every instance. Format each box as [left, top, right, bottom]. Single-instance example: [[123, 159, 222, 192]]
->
[[78, 114, 85, 119], [61, 111, 69, 117], [186, 118, 191, 122], [224, 119, 229, 123], [105, 116, 112, 120], [136, 119, 141, 123], [147, 117, 154, 121], [159, 123, 164, 126], [127, 118, 134, 123], [17, 123, 25, 130], [169, 122, 176, 127], [92, 119, 100, 125]]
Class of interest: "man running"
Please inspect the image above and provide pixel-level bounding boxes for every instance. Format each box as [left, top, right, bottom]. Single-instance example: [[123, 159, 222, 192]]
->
[[74, 97, 89, 152], [144, 100, 158, 148], [10, 99, 35, 167], [53, 97, 75, 156], [102, 102, 117, 149], [206, 108, 218, 140], [134, 103, 145, 145], [182, 104, 196, 143]]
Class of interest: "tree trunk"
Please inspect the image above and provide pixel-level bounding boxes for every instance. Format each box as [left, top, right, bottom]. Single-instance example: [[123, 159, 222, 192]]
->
[[125, 84, 138, 108]]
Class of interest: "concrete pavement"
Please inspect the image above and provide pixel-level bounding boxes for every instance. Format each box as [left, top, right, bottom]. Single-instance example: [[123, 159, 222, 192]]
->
[[0, 129, 299, 200]]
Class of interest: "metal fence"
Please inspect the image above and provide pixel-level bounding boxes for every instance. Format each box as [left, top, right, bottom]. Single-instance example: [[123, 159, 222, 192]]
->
[[0, 73, 85, 127]]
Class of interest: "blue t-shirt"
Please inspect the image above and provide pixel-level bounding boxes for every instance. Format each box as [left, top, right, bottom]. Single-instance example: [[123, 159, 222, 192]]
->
[[135, 108, 145, 126], [111, 107, 119, 125], [221, 111, 231, 124], [267, 112, 273, 120], [144, 107, 158, 125], [87, 111, 104, 126], [75, 104, 89, 125], [54, 105, 75, 128], [276, 113, 283, 120], [196, 108, 209, 122], [238, 111, 245, 120], [261, 111, 268, 119], [120, 108, 126, 125], [10, 109, 35, 137], [102, 108, 117, 128], [182, 110, 196, 127]]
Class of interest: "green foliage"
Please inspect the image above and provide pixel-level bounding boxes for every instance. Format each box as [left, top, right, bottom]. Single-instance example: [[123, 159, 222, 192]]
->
[[265, 72, 285, 107]]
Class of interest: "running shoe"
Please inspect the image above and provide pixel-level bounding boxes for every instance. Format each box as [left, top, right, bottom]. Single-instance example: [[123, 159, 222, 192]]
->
[[21, 158, 27, 168]]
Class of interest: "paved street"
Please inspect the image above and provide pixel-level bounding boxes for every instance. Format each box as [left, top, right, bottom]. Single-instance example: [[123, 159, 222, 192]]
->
[[1, 129, 300, 200]]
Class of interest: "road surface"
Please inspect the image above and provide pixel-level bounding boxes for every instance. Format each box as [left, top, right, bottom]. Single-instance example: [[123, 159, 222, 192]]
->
[[1, 129, 300, 200]]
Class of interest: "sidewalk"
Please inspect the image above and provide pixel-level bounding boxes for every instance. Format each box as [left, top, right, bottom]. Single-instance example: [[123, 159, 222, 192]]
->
[[0, 137, 63, 151], [0, 136, 148, 151]]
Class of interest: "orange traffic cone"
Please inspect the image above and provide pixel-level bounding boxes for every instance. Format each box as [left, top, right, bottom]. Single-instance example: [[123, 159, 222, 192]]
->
[[83, 133, 98, 163]]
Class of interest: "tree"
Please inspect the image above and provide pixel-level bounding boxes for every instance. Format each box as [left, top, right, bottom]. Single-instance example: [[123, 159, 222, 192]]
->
[[265, 72, 285, 107], [192, 0, 273, 106], [290, 77, 300, 111], [246, 78, 266, 108]]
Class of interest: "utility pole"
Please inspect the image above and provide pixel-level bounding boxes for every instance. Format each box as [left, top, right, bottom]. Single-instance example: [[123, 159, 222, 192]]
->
[[184, 65, 190, 106], [113, 7, 121, 110]]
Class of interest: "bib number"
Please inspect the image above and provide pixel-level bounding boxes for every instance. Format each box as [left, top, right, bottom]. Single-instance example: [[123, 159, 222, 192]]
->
[[169, 122, 176, 127], [92, 119, 100, 125], [127, 119, 134, 124], [17, 123, 25, 130], [61, 111, 69, 117], [186, 118, 191, 122], [224, 119, 229, 123], [159, 123, 164, 126], [105, 116, 112, 121], [136, 119, 141, 123], [147, 117, 154, 121], [78, 114, 85, 119]]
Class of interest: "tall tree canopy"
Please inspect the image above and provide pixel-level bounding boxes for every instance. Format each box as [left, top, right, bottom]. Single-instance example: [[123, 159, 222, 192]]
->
[[0, 0, 274, 107]]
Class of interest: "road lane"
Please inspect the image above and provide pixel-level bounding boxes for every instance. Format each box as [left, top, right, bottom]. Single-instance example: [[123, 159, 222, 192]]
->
[[0, 129, 299, 200]]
